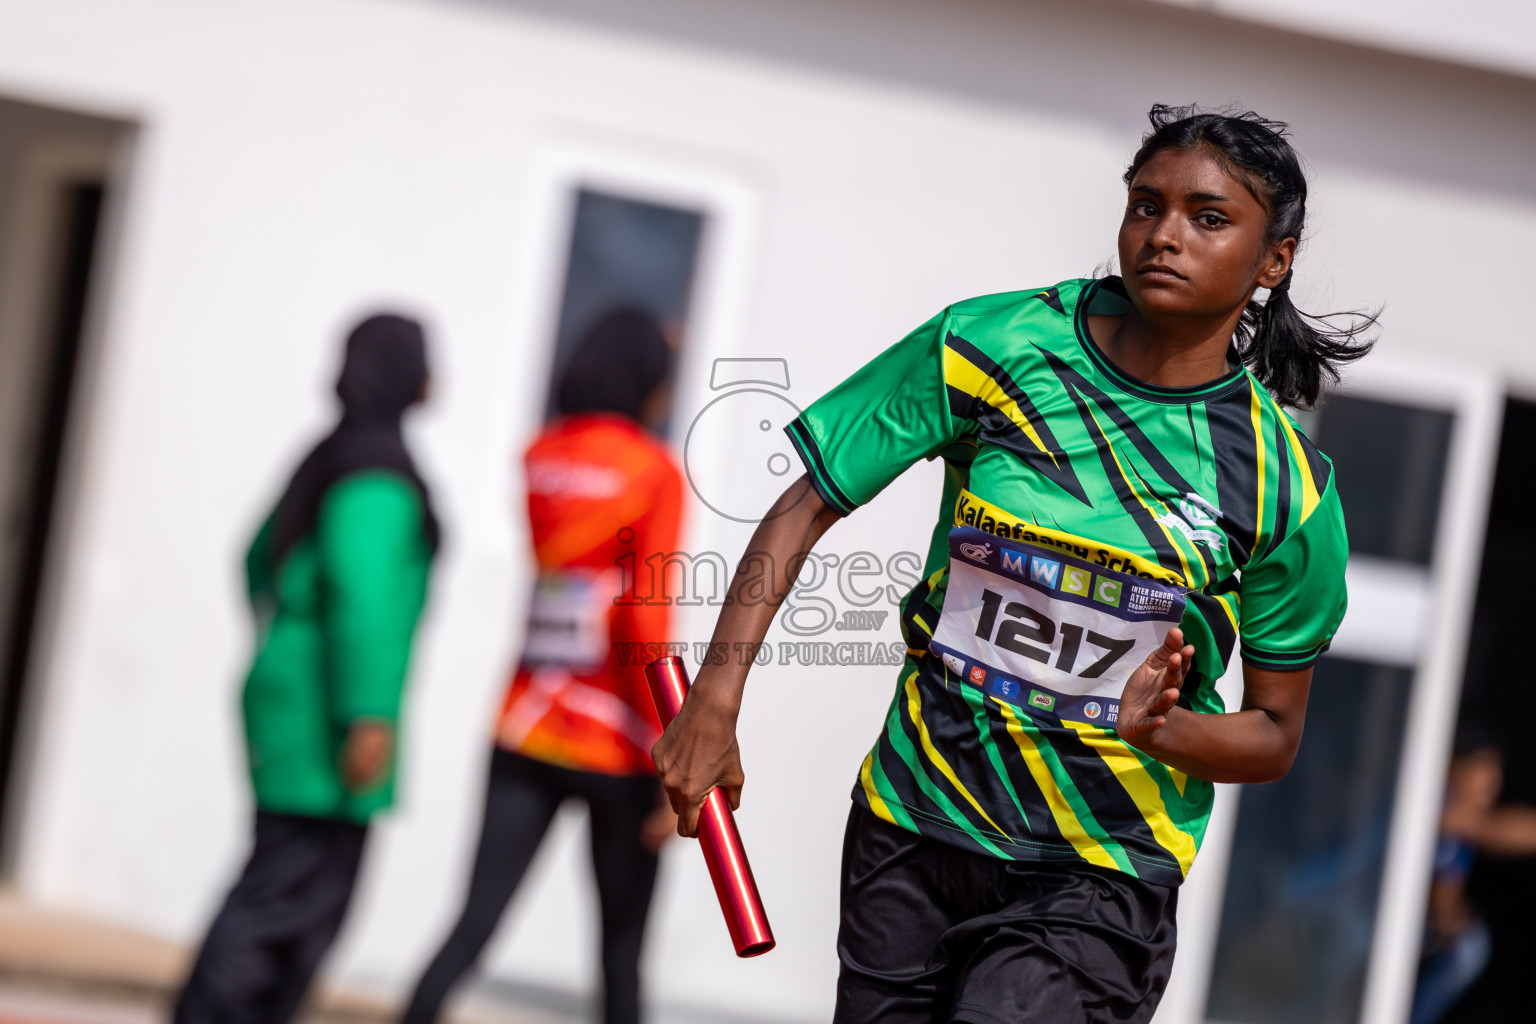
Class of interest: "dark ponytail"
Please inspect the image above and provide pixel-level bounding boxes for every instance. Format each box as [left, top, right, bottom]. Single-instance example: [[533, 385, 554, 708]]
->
[[1124, 104, 1377, 408]]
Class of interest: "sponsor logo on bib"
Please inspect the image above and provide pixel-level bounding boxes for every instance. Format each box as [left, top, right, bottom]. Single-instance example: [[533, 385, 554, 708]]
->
[[1062, 566, 1092, 598], [1029, 556, 1061, 588], [1127, 584, 1175, 616], [1028, 689, 1056, 711], [942, 652, 966, 676], [969, 665, 987, 685], [959, 541, 993, 562], [1083, 701, 1102, 720]]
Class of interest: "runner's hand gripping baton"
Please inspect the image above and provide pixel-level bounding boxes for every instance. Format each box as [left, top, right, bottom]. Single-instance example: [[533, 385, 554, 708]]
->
[[645, 656, 775, 957]]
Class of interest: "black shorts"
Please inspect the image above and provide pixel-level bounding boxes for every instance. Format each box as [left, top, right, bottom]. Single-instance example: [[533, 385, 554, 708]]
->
[[834, 805, 1178, 1024]]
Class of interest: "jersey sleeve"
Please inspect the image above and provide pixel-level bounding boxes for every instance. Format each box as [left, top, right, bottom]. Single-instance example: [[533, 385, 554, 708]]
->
[[1238, 479, 1349, 671], [317, 472, 429, 724], [785, 308, 965, 515]]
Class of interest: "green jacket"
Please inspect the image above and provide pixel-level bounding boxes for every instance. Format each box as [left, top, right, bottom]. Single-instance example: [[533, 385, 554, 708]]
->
[[241, 471, 433, 822]]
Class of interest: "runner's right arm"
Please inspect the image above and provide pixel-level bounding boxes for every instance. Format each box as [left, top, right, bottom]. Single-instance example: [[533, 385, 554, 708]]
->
[[651, 474, 841, 837]]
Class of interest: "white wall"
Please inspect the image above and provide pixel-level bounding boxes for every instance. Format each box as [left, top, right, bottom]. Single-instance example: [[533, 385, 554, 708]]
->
[[1152, 0, 1536, 81], [0, 0, 1532, 1020]]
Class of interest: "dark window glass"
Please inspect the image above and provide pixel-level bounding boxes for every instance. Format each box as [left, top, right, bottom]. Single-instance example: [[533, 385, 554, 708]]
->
[[1205, 656, 1412, 1024], [1309, 396, 1451, 565], [543, 189, 705, 427], [1443, 398, 1536, 1018]]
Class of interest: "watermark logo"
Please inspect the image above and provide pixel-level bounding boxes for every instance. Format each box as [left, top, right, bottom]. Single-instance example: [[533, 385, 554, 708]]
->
[[683, 358, 802, 524], [614, 539, 925, 639]]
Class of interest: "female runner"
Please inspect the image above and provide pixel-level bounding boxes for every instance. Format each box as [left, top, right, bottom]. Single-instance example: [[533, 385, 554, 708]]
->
[[653, 105, 1373, 1022]]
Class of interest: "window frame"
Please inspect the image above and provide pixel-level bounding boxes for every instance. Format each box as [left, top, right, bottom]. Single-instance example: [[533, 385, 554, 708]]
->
[[1153, 358, 1501, 1024]]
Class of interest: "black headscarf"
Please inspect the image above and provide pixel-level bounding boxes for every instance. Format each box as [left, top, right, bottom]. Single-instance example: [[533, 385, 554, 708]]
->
[[555, 308, 674, 422], [269, 313, 440, 570]]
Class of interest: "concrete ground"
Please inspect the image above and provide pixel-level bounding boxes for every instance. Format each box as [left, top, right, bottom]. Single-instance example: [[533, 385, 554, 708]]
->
[[0, 891, 541, 1024]]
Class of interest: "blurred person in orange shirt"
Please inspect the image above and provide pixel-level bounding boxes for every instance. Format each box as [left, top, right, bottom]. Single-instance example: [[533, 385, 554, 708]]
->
[[402, 310, 681, 1024]]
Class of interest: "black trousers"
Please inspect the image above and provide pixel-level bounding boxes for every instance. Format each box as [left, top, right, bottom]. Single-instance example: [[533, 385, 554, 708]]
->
[[834, 805, 1178, 1024], [402, 748, 661, 1024], [174, 811, 369, 1024]]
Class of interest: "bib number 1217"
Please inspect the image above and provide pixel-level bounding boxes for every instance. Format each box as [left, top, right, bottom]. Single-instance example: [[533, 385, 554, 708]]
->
[[974, 589, 1135, 678]]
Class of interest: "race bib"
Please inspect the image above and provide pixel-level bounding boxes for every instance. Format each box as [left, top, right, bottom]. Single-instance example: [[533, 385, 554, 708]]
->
[[930, 527, 1186, 725], [522, 569, 620, 669]]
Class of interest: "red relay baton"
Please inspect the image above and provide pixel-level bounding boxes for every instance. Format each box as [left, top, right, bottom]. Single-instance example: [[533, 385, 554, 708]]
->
[[645, 656, 775, 958]]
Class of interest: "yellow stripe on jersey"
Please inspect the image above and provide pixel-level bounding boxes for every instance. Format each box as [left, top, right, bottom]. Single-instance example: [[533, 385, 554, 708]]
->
[[1276, 412, 1321, 523], [906, 566, 948, 640], [942, 345, 1060, 468], [1213, 591, 1239, 638], [858, 751, 900, 826], [1081, 401, 1202, 587], [904, 675, 1011, 838], [1063, 720, 1198, 877], [953, 489, 1186, 587], [1249, 381, 1267, 554], [992, 698, 1120, 871]]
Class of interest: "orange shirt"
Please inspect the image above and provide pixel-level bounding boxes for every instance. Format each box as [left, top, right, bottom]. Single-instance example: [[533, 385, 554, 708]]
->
[[496, 414, 682, 775]]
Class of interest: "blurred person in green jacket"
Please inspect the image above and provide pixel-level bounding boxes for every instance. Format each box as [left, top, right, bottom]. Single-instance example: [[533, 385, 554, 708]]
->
[[175, 314, 439, 1024]]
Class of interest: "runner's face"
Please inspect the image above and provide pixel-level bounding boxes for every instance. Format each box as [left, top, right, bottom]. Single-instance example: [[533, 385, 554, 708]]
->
[[1118, 146, 1291, 319]]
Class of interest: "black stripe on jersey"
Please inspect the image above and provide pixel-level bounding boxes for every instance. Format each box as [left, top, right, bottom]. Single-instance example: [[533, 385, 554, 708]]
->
[[899, 573, 942, 651], [1044, 724, 1180, 876], [981, 716, 1071, 847], [1048, 367, 1187, 577], [1186, 405, 1204, 477], [1188, 591, 1237, 668], [1126, 461, 1213, 584], [785, 419, 858, 515], [869, 732, 932, 820], [1262, 426, 1292, 559], [1296, 428, 1333, 493], [1038, 352, 1200, 499], [945, 334, 1092, 507], [1242, 640, 1329, 671], [1042, 350, 1228, 581], [1203, 387, 1262, 567], [1036, 287, 1066, 315], [893, 679, 1005, 840]]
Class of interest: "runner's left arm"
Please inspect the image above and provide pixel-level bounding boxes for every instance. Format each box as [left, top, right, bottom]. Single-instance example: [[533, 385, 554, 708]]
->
[[654, 308, 965, 836], [1116, 634, 1312, 783], [1116, 480, 1347, 783]]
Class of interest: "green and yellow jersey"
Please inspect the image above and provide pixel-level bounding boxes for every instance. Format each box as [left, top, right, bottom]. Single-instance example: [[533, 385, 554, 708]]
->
[[786, 276, 1349, 887]]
